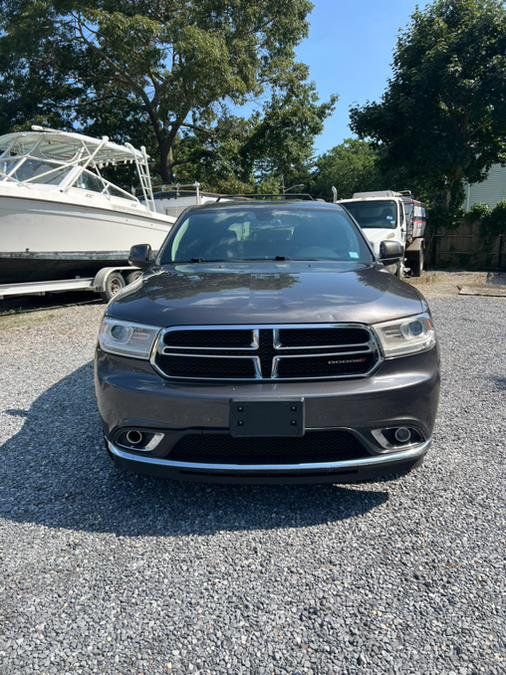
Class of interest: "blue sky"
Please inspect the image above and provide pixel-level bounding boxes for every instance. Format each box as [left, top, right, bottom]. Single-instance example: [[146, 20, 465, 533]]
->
[[295, 0, 430, 153]]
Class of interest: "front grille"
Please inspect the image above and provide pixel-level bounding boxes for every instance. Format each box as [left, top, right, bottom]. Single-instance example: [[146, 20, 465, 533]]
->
[[152, 324, 381, 381], [169, 430, 367, 465]]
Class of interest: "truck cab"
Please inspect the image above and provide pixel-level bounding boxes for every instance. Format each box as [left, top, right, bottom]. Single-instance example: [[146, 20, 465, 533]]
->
[[337, 190, 426, 277]]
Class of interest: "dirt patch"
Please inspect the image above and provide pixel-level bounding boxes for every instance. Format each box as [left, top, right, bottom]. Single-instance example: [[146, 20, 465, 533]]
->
[[408, 271, 489, 298], [0, 310, 58, 331]]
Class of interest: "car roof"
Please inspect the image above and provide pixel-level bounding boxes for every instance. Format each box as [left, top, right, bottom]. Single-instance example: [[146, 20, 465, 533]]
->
[[185, 199, 345, 212]]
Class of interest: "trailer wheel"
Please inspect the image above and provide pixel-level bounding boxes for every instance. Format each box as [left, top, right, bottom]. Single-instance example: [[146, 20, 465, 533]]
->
[[126, 270, 142, 285], [410, 247, 424, 277], [101, 272, 125, 301]]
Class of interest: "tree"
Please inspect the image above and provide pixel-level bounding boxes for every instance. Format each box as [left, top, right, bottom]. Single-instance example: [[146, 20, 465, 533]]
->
[[172, 111, 258, 192], [242, 63, 337, 189], [0, 1, 83, 133], [350, 0, 506, 225], [0, 0, 317, 182], [311, 139, 382, 200]]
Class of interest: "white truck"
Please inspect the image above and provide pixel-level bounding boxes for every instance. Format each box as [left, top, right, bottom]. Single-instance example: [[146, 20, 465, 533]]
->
[[336, 190, 427, 276]]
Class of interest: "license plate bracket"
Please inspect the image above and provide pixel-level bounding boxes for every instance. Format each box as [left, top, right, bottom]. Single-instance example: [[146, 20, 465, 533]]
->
[[230, 399, 305, 437]]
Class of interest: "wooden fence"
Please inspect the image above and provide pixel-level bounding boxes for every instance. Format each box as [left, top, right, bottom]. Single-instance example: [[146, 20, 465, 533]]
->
[[427, 220, 505, 270]]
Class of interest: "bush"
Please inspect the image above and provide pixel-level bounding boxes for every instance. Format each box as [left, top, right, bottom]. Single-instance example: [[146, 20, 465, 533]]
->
[[484, 201, 506, 237], [465, 202, 491, 224]]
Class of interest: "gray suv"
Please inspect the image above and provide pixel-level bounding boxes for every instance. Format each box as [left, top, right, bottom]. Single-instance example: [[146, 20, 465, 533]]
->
[[95, 201, 439, 483]]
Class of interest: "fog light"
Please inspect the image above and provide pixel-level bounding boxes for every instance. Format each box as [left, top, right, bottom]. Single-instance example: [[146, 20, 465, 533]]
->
[[117, 429, 164, 452], [125, 429, 143, 446], [371, 426, 424, 450], [394, 427, 412, 444]]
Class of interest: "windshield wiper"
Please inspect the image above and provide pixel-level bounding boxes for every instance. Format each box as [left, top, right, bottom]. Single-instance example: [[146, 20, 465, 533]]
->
[[175, 256, 291, 264], [174, 258, 216, 263], [222, 256, 291, 262]]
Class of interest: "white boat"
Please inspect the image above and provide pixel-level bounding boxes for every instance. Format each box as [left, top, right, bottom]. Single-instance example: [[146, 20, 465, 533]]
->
[[144, 182, 232, 219], [0, 126, 176, 283]]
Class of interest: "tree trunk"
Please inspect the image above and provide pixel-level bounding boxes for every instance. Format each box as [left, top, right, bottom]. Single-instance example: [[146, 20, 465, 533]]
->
[[444, 185, 452, 211], [158, 140, 175, 184], [156, 105, 192, 184]]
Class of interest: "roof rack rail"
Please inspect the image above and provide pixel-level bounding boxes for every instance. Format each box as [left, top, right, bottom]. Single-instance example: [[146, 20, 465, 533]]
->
[[215, 193, 314, 202]]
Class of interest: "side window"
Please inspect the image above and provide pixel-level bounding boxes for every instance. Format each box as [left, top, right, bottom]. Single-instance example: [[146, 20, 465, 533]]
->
[[75, 170, 106, 193], [107, 184, 136, 201]]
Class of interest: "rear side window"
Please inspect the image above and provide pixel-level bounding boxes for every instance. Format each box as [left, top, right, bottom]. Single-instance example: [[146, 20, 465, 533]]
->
[[160, 206, 373, 264]]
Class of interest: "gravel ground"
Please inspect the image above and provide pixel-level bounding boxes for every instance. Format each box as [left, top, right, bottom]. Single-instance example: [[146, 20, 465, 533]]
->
[[0, 293, 504, 674]]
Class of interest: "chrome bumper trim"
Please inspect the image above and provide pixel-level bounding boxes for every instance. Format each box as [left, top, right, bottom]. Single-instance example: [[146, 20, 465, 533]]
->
[[107, 438, 431, 473]]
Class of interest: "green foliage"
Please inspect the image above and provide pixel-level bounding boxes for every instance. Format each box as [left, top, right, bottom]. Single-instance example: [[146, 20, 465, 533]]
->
[[311, 139, 382, 200], [482, 201, 506, 237], [0, 1, 83, 133], [243, 63, 337, 186], [0, 0, 336, 185], [464, 202, 492, 224], [350, 0, 506, 227], [173, 113, 257, 188], [462, 200, 506, 238]]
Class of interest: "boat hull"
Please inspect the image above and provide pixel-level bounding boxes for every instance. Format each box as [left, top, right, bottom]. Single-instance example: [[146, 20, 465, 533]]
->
[[0, 251, 131, 283], [0, 191, 174, 284]]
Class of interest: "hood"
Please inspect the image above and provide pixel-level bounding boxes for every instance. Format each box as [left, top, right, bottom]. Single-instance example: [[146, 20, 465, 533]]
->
[[108, 262, 427, 327], [362, 229, 400, 255]]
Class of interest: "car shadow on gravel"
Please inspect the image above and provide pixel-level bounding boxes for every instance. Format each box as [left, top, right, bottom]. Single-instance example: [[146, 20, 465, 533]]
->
[[0, 363, 389, 536], [491, 376, 506, 391]]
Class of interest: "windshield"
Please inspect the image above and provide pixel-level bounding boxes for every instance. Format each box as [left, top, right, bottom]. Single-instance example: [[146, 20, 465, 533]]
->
[[0, 158, 71, 185], [0, 156, 139, 200], [342, 200, 398, 229], [160, 205, 373, 264]]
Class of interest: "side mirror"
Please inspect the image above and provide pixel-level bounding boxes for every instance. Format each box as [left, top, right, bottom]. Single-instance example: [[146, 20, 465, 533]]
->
[[379, 240, 403, 264], [129, 243, 152, 270]]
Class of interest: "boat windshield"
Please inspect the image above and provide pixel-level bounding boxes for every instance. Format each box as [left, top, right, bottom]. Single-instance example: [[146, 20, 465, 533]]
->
[[0, 158, 71, 184], [0, 130, 154, 205], [342, 200, 398, 229], [0, 155, 138, 201]]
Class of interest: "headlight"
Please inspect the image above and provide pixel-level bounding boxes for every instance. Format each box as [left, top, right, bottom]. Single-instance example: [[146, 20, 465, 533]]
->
[[374, 313, 436, 358], [98, 317, 160, 359]]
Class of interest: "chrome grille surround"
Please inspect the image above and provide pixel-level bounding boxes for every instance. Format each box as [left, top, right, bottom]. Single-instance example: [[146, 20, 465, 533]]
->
[[151, 324, 382, 381]]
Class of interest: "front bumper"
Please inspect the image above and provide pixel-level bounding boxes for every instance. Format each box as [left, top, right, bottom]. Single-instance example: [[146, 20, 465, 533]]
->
[[106, 437, 430, 484], [95, 347, 439, 484]]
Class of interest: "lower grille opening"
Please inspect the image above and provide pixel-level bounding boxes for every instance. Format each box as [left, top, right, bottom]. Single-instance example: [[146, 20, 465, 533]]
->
[[169, 430, 368, 465]]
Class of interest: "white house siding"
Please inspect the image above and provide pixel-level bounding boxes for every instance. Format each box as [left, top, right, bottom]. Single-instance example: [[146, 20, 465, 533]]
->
[[465, 164, 506, 210]]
